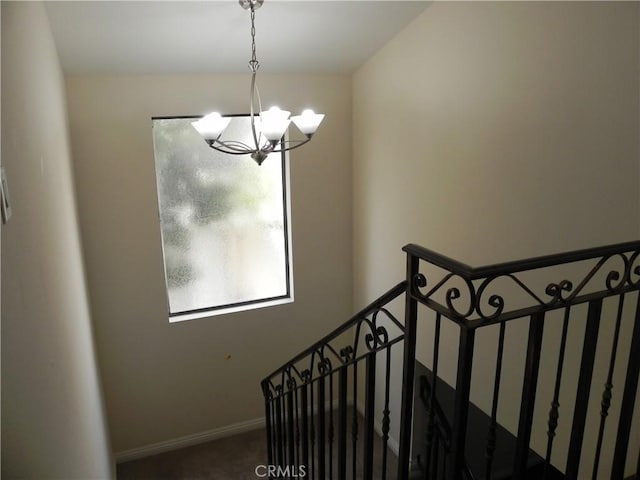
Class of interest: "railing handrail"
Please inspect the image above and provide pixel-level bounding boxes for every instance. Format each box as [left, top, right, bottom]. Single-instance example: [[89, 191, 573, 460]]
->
[[403, 240, 640, 280], [261, 280, 407, 387]]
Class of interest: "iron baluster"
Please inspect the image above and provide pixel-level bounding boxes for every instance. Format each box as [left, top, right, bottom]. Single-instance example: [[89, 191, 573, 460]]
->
[[301, 382, 309, 475], [264, 387, 274, 467], [592, 294, 625, 479], [381, 343, 393, 480], [363, 352, 376, 480], [449, 326, 475, 480], [328, 370, 334, 480], [426, 313, 442, 479], [544, 307, 571, 478], [294, 387, 300, 472], [513, 312, 546, 480], [485, 322, 506, 480], [337, 366, 348, 480], [317, 372, 325, 480], [566, 300, 602, 479], [310, 379, 315, 480], [274, 392, 284, 468], [287, 388, 295, 471]]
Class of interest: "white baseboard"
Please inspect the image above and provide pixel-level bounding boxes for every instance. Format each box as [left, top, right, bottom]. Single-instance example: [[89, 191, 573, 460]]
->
[[115, 416, 266, 463]]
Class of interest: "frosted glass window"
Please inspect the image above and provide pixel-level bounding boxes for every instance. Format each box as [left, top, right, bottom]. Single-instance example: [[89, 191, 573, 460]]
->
[[152, 116, 293, 320]]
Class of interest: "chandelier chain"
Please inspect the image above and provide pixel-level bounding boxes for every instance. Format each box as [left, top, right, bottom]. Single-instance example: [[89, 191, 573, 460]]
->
[[249, 8, 260, 73]]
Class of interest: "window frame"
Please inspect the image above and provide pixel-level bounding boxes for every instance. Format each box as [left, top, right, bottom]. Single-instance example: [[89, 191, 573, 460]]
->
[[151, 114, 294, 322]]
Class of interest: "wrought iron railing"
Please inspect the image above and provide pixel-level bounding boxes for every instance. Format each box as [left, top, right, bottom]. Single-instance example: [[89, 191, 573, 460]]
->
[[262, 240, 640, 480]]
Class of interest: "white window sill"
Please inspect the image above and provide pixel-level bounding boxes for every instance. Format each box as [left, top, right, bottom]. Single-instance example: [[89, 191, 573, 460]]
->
[[168, 296, 294, 323]]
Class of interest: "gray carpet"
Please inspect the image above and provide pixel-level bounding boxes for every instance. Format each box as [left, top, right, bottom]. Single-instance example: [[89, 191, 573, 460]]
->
[[117, 428, 269, 480]]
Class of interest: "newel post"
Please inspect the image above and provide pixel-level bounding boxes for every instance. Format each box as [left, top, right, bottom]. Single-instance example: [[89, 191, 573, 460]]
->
[[397, 252, 419, 479]]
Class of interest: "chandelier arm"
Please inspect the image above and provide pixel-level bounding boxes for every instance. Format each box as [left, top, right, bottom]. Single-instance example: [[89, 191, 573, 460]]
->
[[269, 137, 312, 154], [208, 143, 252, 156], [249, 71, 262, 151], [216, 139, 254, 149], [210, 139, 255, 153]]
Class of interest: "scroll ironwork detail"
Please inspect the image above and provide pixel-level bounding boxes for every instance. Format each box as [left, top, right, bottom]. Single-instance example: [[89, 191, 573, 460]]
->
[[408, 246, 640, 322]]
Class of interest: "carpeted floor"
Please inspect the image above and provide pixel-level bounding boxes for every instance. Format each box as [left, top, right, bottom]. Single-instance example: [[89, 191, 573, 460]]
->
[[117, 428, 269, 480], [117, 422, 398, 479]]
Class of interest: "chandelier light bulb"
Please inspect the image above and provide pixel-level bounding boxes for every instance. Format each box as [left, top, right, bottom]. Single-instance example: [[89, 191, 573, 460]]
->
[[259, 107, 292, 142], [191, 112, 231, 141], [291, 109, 325, 137]]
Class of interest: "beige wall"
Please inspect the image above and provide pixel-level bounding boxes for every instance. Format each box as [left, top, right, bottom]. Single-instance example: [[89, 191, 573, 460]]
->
[[353, 1, 639, 477], [65, 74, 352, 454], [1, 2, 113, 477]]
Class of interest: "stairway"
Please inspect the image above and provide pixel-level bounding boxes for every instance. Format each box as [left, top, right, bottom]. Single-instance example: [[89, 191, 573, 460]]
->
[[411, 361, 565, 480]]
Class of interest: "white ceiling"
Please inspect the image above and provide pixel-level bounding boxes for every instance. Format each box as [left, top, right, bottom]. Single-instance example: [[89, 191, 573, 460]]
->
[[44, 1, 430, 75]]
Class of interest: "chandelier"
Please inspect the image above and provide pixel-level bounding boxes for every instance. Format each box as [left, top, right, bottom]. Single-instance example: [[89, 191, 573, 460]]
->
[[191, 0, 325, 165]]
